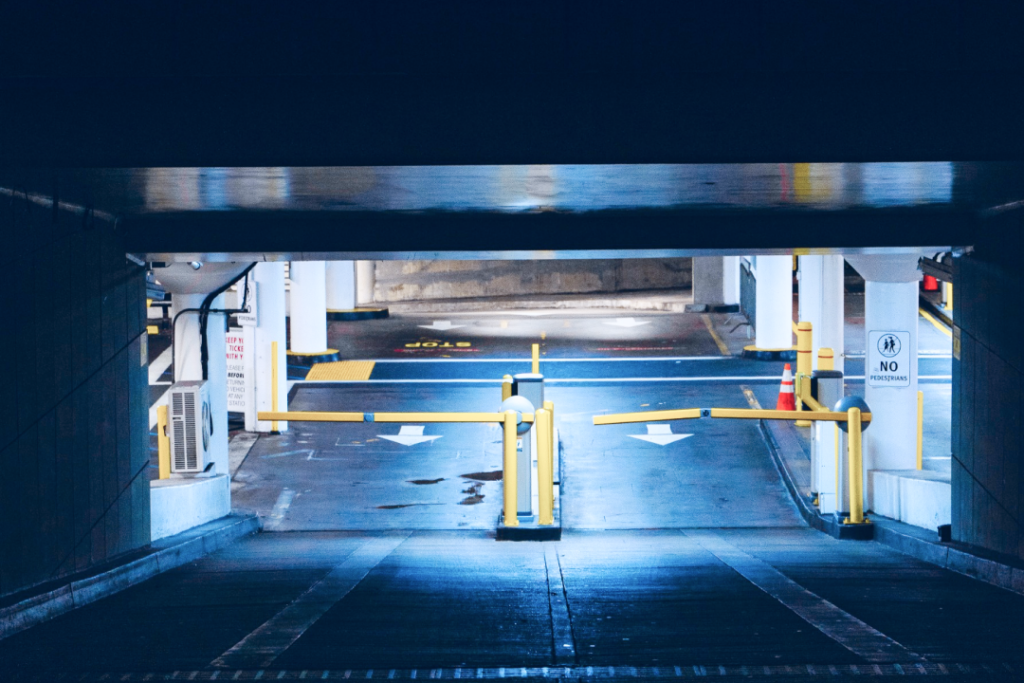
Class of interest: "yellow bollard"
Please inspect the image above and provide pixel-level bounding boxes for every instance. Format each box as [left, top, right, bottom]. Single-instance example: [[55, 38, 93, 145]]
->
[[532, 343, 540, 374], [796, 321, 813, 426], [818, 347, 834, 372], [501, 374, 513, 401], [271, 340, 280, 433], [502, 410, 519, 527], [846, 407, 865, 524], [544, 400, 556, 485], [536, 408, 554, 525], [917, 390, 924, 470], [157, 404, 171, 480]]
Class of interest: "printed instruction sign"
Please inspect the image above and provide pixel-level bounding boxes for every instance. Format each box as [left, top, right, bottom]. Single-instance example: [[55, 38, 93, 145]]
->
[[867, 330, 911, 387], [226, 328, 249, 412]]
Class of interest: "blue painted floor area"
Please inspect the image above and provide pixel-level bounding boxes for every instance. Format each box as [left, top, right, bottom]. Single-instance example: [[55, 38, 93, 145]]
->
[[307, 356, 952, 382]]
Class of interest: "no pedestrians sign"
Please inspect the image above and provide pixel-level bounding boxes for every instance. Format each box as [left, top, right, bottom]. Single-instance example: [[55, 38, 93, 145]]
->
[[867, 330, 911, 387]]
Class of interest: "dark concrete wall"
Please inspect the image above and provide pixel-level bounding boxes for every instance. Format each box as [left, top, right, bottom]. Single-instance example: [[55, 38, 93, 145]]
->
[[0, 194, 150, 599], [371, 258, 692, 302], [952, 217, 1024, 561]]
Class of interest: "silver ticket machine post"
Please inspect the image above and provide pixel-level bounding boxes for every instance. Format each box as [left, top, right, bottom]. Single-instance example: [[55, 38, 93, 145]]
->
[[512, 373, 544, 521], [810, 370, 844, 514]]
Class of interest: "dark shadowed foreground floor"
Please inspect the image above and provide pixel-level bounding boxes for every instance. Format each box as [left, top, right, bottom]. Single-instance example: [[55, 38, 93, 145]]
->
[[2, 528, 1022, 682]]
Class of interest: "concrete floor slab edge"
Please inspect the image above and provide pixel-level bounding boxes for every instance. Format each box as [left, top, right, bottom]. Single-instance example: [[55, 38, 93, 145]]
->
[[760, 419, 1024, 597], [0, 513, 262, 641]]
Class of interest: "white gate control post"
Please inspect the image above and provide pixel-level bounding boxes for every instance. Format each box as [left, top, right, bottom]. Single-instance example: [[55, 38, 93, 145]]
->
[[512, 373, 544, 521], [811, 369, 844, 514]]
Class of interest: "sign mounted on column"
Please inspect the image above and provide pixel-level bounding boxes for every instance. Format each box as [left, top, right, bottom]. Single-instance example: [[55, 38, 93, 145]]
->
[[867, 330, 910, 387]]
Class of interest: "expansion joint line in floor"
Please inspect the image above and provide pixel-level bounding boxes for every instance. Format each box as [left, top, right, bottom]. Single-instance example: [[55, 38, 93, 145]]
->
[[683, 530, 923, 664], [211, 533, 411, 670], [543, 546, 576, 667]]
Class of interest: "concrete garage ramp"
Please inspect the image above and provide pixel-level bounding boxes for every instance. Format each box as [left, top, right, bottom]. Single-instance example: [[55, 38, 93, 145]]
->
[[552, 382, 806, 530], [233, 381, 804, 532], [231, 385, 510, 530]]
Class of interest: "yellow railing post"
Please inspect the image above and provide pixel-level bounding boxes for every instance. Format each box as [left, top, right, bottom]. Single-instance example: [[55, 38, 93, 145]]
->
[[502, 374, 513, 401], [503, 410, 519, 527], [796, 321, 813, 426], [818, 347, 834, 371], [846, 407, 865, 525], [536, 407, 554, 525], [271, 340, 280, 433], [531, 343, 540, 374], [916, 390, 924, 470], [157, 404, 171, 480]]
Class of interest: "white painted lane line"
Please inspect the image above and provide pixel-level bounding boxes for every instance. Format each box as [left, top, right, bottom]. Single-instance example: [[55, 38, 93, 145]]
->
[[148, 345, 173, 384], [417, 321, 466, 331], [212, 534, 410, 670], [264, 488, 296, 530], [374, 357, 729, 363], [684, 531, 922, 663], [603, 317, 652, 328], [544, 546, 576, 666]]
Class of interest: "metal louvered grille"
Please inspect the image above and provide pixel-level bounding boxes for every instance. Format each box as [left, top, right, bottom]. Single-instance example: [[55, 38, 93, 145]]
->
[[171, 392, 187, 470], [184, 392, 198, 470], [169, 382, 207, 473]]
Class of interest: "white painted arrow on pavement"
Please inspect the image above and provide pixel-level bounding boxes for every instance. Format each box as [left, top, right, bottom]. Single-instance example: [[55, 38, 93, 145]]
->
[[417, 320, 465, 331], [604, 317, 651, 328], [628, 423, 693, 446], [380, 425, 443, 446]]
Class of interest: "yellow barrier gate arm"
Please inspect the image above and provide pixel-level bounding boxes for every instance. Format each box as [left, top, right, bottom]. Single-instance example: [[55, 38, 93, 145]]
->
[[257, 410, 534, 424], [594, 407, 870, 425]]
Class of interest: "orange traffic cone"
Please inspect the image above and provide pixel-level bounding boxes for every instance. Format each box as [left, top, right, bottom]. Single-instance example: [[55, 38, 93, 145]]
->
[[776, 363, 796, 411]]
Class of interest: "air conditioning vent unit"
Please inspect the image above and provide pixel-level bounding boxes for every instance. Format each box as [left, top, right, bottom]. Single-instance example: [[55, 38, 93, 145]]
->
[[168, 380, 213, 474]]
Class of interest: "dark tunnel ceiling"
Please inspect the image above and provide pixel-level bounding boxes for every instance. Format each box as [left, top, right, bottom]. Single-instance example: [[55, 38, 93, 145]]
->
[[3, 163, 1023, 260]]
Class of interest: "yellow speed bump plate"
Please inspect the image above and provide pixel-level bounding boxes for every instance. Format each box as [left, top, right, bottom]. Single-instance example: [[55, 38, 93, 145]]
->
[[306, 360, 376, 381]]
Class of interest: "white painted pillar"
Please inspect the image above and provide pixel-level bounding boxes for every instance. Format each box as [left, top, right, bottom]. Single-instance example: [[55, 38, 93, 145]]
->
[[798, 255, 845, 372], [845, 255, 921, 477], [289, 261, 328, 354], [722, 256, 740, 306], [356, 261, 375, 305], [246, 263, 288, 433], [862, 280, 919, 472], [171, 293, 205, 383], [326, 260, 357, 311], [171, 292, 229, 476], [822, 256, 845, 374], [692, 256, 740, 308], [754, 255, 793, 349]]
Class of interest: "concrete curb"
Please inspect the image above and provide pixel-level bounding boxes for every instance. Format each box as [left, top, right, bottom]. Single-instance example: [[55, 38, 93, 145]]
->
[[0, 513, 261, 640], [872, 517, 1024, 596], [759, 418, 1024, 596]]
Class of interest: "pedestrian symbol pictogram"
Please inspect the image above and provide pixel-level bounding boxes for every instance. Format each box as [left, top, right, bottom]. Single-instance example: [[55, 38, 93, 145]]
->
[[868, 330, 911, 387]]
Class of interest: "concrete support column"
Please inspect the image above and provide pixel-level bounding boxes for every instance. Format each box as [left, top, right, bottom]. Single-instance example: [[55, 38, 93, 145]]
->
[[692, 256, 740, 310], [171, 293, 205, 383], [171, 293, 229, 476], [289, 261, 329, 354], [845, 255, 921, 477], [798, 255, 845, 372], [754, 255, 793, 350], [247, 263, 288, 433], [356, 260, 375, 305], [326, 260, 357, 312]]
